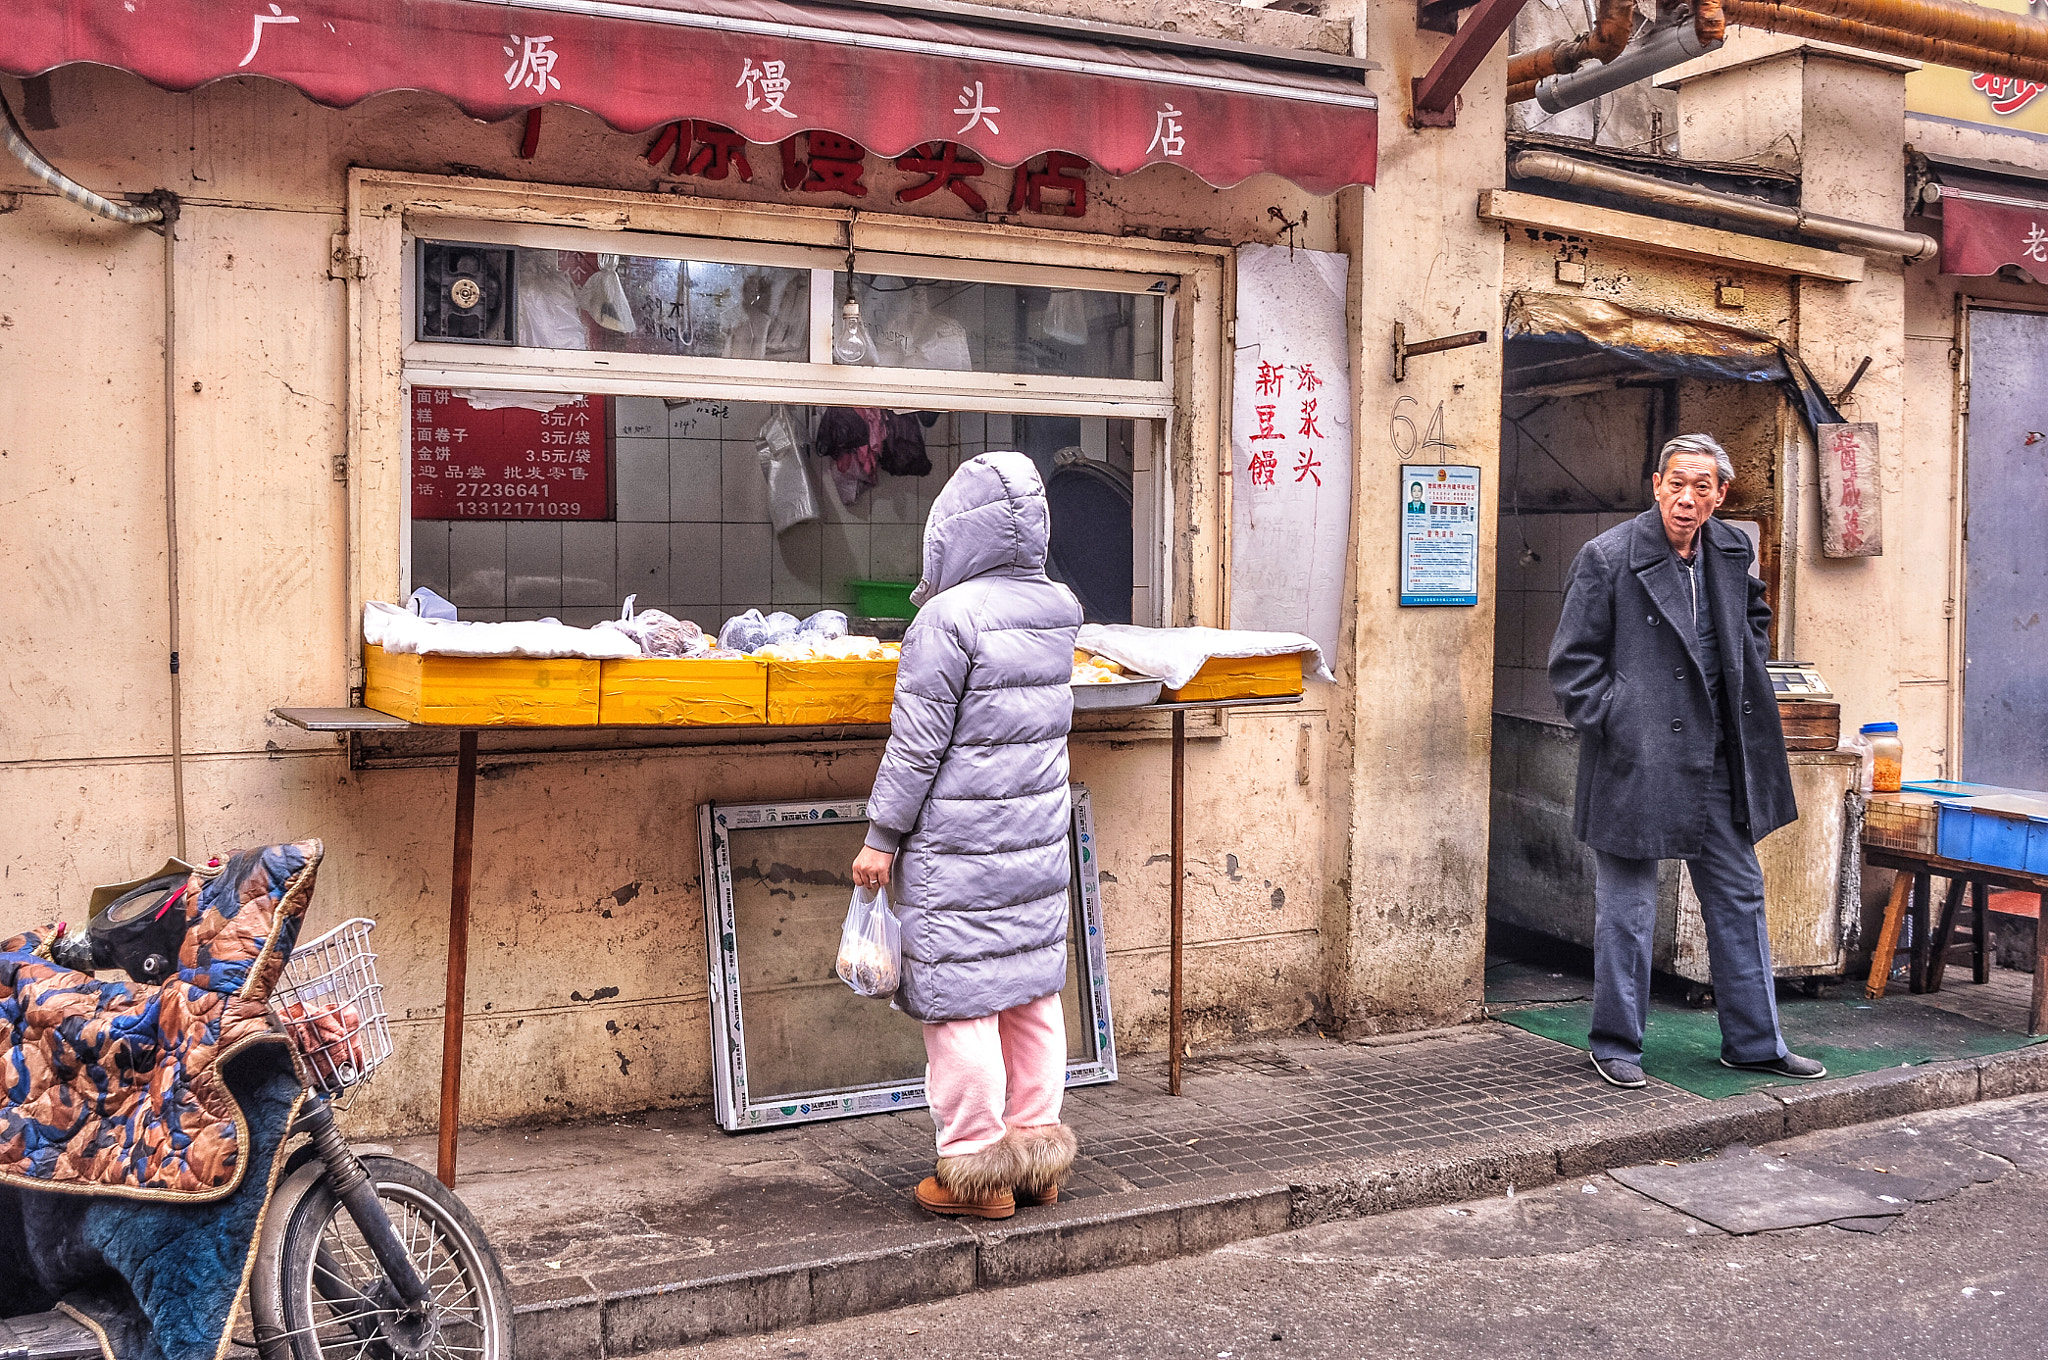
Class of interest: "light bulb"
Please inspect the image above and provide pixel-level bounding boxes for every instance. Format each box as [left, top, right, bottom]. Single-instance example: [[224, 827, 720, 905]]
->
[[833, 297, 872, 365]]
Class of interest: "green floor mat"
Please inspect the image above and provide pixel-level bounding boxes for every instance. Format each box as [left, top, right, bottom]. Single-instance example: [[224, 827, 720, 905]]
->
[[1497, 992, 2046, 1100]]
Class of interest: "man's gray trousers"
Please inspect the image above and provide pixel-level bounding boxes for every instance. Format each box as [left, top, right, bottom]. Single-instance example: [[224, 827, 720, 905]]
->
[[1589, 750, 1787, 1065]]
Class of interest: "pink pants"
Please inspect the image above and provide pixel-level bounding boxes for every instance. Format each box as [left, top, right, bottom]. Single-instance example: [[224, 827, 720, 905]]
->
[[922, 992, 1067, 1157]]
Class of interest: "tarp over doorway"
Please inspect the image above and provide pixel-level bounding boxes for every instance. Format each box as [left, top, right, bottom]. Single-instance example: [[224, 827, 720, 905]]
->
[[1505, 294, 1844, 434]]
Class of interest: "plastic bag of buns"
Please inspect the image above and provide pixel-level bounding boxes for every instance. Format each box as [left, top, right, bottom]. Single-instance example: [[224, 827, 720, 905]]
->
[[835, 884, 903, 998]]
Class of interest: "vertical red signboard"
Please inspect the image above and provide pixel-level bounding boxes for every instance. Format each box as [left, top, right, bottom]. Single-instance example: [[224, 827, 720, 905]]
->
[[410, 388, 613, 520]]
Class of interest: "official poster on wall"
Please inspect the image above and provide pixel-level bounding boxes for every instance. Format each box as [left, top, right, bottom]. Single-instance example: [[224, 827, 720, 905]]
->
[[1399, 464, 1481, 606], [1228, 243, 1353, 664]]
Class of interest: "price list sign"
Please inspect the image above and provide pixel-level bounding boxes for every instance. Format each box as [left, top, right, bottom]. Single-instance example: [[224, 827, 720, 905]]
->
[[1399, 464, 1481, 607], [410, 388, 612, 521]]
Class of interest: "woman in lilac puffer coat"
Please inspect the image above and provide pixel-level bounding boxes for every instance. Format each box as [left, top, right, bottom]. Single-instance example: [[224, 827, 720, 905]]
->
[[852, 450, 1082, 1219]]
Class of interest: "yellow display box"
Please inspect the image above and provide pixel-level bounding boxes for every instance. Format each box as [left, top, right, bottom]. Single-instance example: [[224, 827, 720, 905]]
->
[[1163, 653, 1305, 703], [766, 659, 898, 725], [363, 644, 600, 726], [598, 658, 768, 726]]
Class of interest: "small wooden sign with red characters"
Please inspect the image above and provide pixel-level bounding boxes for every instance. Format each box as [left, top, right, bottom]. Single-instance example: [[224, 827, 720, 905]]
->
[[1816, 422, 1882, 557], [410, 388, 613, 521]]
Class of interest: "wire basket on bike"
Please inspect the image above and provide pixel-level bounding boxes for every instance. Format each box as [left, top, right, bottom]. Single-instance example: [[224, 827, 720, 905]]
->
[[271, 917, 392, 1105]]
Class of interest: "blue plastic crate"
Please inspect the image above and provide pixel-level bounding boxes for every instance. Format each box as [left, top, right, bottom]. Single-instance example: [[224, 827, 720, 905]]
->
[[1936, 801, 2034, 872]]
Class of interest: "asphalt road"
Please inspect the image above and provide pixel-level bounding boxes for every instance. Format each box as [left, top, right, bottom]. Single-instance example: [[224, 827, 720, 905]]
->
[[671, 1091, 2048, 1360]]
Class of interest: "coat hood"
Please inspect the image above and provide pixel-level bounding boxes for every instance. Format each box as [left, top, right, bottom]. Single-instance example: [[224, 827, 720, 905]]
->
[[910, 451, 1051, 605]]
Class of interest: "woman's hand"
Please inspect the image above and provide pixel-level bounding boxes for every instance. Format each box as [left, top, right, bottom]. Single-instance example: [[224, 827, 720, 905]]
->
[[852, 846, 894, 893]]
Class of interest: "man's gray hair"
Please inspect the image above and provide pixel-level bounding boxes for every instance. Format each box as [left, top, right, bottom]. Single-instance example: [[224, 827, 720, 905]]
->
[[1657, 433, 1735, 486]]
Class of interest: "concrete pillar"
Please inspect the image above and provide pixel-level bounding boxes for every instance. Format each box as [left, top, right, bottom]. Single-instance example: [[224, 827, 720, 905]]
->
[[1318, 0, 1508, 1033]]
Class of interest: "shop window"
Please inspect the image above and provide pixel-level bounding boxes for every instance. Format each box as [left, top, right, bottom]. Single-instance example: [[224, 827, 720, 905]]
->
[[401, 221, 1178, 635], [408, 391, 1155, 629]]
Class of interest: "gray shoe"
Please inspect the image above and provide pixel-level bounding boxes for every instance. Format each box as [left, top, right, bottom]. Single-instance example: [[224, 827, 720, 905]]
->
[[1720, 1052, 1827, 1080], [1591, 1054, 1647, 1088]]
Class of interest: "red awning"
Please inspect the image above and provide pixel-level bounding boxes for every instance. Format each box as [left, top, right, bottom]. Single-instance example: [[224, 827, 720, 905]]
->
[[1929, 162, 2048, 278], [2, 0, 1377, 194]]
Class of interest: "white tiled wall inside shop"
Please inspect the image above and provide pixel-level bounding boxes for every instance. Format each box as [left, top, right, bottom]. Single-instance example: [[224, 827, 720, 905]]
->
[[410, 398, 1013, 630], [1491, 510, 1638, 722]]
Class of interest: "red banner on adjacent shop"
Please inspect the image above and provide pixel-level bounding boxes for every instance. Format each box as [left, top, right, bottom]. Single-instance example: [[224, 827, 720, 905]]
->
[[2, 0, 1377, 194], [1933, 165, 2048, 277], [410, 389, 611, 521]]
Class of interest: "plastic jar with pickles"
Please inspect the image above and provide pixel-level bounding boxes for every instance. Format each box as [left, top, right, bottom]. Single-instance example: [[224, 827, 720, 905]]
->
[[1860, 721, 1904, 794]]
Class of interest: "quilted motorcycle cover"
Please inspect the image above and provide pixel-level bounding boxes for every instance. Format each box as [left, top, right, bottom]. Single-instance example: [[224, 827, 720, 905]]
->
[[0, 840, 322, 1200]]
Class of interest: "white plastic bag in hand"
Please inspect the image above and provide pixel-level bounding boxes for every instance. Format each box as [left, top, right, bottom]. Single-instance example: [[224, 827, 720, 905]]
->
[[835, 885, 902, 998]]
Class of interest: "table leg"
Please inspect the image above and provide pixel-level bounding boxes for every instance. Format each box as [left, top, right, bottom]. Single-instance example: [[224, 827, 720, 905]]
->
[[1168, 709, 1186, 1098], [2033, 891, 2047, 1037], [1909, 870, 1932, 994], [1865, 870, 1911, 1000], [1972, 880, 1990, 985], [437, 730, 478, 1188], [1927, 877, 1965, 993]]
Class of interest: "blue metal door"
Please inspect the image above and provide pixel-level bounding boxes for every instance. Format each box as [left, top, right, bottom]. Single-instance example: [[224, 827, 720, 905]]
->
[[1963, 308, 2048, 789]]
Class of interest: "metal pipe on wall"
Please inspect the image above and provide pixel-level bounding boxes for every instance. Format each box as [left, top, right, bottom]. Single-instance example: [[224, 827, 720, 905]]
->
[[0, 92, 164, 226], [1744, 0, 2048, 62], [1531, 19, 1726, 114], [1722, 1, 2048, 84], [1508, 149, 1941, 259], [1505, 0, 1640, 90]]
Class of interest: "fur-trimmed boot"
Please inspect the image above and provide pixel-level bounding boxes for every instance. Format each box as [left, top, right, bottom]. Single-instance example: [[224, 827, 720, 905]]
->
[[1006, 1122, 1079, 1207], [916, 1139, 1020, 1219]]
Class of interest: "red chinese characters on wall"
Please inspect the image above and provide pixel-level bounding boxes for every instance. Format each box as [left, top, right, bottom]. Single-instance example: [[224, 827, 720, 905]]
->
[[896, 141, 988, 211], [411, 389, 613, 521], [646, 121, 754, 182], [1244, 363, 1326, 493], [1972, 72, 2048, 117], [647, 128, 1091, 218], [1009, 151, 1089, 217]]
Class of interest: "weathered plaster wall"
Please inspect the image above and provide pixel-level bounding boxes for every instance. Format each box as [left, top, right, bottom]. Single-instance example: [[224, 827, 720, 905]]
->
[[1668, 45, 1948, 775], [1309, 0, 1507, 1036], [0, 31, 1345, 1136]]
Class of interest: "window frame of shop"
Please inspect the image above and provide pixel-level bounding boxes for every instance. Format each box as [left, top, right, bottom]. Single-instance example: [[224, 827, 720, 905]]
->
[[344, 171, 1231, 711]]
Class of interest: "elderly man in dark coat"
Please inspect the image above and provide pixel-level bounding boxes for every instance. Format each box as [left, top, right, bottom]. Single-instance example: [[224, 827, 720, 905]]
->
[[1548, 433, 1825, 1089]]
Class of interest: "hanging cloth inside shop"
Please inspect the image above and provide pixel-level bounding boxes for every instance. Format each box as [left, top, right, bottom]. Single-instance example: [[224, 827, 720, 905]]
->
[[815, 407, 886, 506], [815, 407, 930, 505], [878, 411, 931, 478]]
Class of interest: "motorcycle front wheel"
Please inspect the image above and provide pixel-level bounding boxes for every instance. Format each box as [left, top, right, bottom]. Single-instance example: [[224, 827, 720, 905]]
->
[[251, 1154, 515, 1360]]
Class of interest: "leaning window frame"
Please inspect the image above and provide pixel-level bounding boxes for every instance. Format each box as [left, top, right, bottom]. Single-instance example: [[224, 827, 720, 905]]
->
[[346, 170, 1231, 698], [698, 785, 1116, 1131]]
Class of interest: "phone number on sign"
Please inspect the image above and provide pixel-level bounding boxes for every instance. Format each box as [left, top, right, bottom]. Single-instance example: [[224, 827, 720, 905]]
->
[[449, 500, 588, 517]]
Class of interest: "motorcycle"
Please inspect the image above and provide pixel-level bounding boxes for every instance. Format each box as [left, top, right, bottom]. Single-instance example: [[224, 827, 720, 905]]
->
[[0, 843, 513, 1360]]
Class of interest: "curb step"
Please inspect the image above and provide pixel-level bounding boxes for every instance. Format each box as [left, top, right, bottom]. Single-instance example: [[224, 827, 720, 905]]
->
[[512, 1043, 2048, 1359]]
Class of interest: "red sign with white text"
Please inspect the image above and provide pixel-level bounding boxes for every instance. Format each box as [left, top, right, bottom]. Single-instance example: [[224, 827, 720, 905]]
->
[[0, 0, 1376, 194], [410, 389, 612, 520]]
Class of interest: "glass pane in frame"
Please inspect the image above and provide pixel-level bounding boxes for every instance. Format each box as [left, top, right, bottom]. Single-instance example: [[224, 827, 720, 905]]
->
[[417, 239, 810, 360], [699, 787, 1116, 1131], [839, 273, 1163, 381]]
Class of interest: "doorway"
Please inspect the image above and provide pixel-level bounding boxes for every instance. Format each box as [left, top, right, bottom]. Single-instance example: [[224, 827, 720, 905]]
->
[[1961, 308, 2048, 789]]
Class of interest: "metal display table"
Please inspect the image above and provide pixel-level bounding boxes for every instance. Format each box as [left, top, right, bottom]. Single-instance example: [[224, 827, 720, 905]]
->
[[277, 689, 1302, 1176]]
